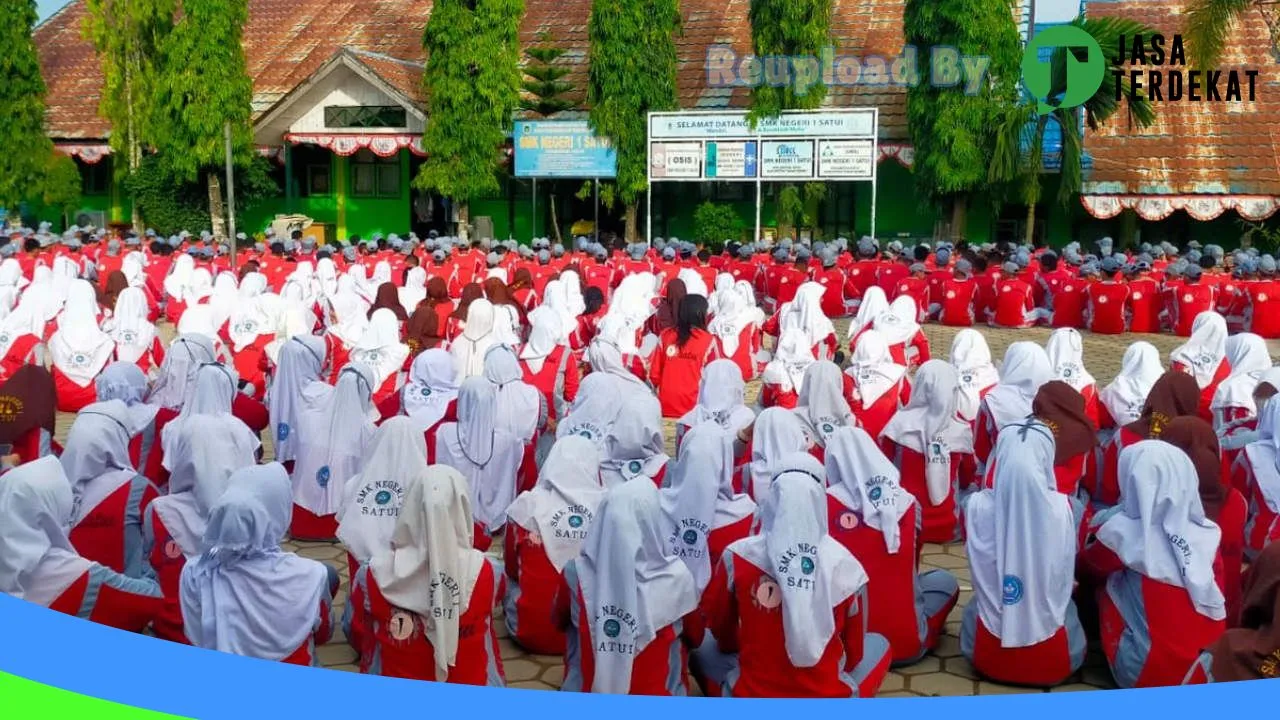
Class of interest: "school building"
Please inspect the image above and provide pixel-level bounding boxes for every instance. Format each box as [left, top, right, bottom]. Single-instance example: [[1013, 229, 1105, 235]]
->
[[31, 0, 1280, 247]]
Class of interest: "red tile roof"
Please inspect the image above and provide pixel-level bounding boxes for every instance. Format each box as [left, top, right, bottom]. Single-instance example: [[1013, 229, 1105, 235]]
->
[[1082, 0, 1280, 195]]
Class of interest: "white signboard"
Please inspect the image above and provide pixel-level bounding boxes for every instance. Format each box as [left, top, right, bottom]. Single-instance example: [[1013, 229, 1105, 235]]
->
[[760, 140, 814, 179], [649, 110, 876, 140], [817, 139, 876, 179], [706, 141, 757, 179], [649, 142, 702, 179]]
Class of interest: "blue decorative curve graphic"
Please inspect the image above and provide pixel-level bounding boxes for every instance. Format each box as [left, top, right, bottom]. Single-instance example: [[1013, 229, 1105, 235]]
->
[[0, 593, 1274, 718]]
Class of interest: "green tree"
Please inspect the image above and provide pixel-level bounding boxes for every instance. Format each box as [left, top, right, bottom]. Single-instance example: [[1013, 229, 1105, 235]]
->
[[990, 16, 1156, 246], [520, 30, 576, 117], [747, 0, 832, 240], [1184, 0, 1256, 69], [152, 0, 253, 239], [415, 0, 524, 243], [0, 0, 72, 215], [588, 0, 681, 242], [904, 0, 1022, 241], [83, 0, 175, 233], [126, 154, 278, 235]]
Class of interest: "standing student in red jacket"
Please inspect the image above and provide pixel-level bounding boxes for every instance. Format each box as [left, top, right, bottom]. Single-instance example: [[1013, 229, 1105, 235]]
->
[[697, 454, 891, 698], [1170, 311, 1231, 423], [650, 293, 719, 418]]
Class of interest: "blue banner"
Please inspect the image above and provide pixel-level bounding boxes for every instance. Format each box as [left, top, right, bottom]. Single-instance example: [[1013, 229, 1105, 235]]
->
[[513, 120, 617, 179]]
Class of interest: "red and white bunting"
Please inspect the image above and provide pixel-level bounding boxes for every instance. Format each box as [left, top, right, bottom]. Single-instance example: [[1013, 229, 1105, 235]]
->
[[1081, 194, 1280, 222]]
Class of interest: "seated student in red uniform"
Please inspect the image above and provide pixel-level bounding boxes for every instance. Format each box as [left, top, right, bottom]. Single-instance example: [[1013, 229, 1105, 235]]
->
[[267, 335, 328, 469], [991, 261, 1041, 329], [880, 361, 975, 543], [1045, 327, 1099, 425], [519, 312, 578, 422], [1240, 399, 1280, 560], [975, 342, 1051, 480], [1211, 333, 1271, 429], [435, 378, 523, 551], [894, 263, 931, 318], [48, 280, 114, 412], [949, 329, 999, 427], [323, 286, 370, 382], [504, 436, 605, 656], [0, 456, 162, 631], [708, 282, 765, 382], [650, 293, 718, 419], [1049, 264, 1091, 329], [484, 345, 545, 494], [1085, 258, 1131, 335], [811, 249, 850, 318], [961, 420, 1085, 687], [826, 427, 958, 665], [600, 392, 670, 490], [1092, 371, 1201, 509], [1079, 441, 1228, 689], [554, 478, 700, 695], [1097, 341, 1163, 431], [104, 287, 164, 373], [393, 349, 459, 454], [570, 286, 608, 351], [181, 463, 337, 666], [336, 417, 428, 582], [1173, 265, 1219, 337], [760, 328, 815, 411], [0, 286, 57, 382], [350, 308, 410, 408], [1182, 540, 1280, 684], [872, 296, 930, 370], [162, 254, 197, 325], [1030, 382, 1099, 498], [1163, 417, 1248, 627], [290, 364, 378, 541], [844, 329, 910, 441], [61, 400, 160, 577], [1171, 311, 1231, 423], [1246, 256, 1280, 339], [144, 415, 257, 644], [1126, 263, 1162, 333], [697, 455, 891, 698], [937, 259, 979, 327], [791, 361, 857, 466]]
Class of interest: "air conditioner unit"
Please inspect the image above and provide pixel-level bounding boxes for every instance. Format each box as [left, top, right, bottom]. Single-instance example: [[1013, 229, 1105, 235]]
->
[[74, 209, 107, 229]]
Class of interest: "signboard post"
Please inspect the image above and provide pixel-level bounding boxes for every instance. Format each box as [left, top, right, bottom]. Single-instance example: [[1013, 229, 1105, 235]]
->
[[513, 120, 618, 242], [646, 109, 879, 244]]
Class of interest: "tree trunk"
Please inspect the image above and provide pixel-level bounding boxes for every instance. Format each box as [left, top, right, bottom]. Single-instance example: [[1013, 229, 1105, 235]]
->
[[207, 172, 227, 240], [124, 59, 145, 235], [949, 195, 968, 242], [624, 201, 638, 243], [549, 193, 563, 245], [1023, 202, 1037, 246], [456, 201, 471, 242]]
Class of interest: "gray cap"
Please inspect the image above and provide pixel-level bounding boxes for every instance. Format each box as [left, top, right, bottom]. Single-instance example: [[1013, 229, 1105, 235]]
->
[[1187, 240, 1203, 250], [795, 247, 812, 262], [432, 249, 446, 262], [955, 259, 973, 276], [255, 242, 267, 253], [552, 243, 565, 257], [1262, 255, 1278, 274], [1002, 261, 1019, 275], [936, 248, 951, 265], [628, 244, 646, 259], [909, 262, 926, 274], [486, 252, 500, 266], [1101, 256, 1122, 274], [1014, 249, 1031, 268], [1185, 264, 1203, 280], [856, 237, 876, 257], [537, 249, 550, 263], [342, 246, 357, 261], [662, 247, 676, 260], [773, 247, 789, 262], [0, 244, 15, 258], [820, 249, 837, 268], [1079, 263, 1098, 277]]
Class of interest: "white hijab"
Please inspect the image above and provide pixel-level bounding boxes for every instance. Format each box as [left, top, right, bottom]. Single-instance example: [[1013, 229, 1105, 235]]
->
[[846, 328, 906, 409], [506, 435, 606, 571], [292, 363, 378, 517], [1211, 333, 1272, 415], [1245, 398, 1280, 514], [1099, 341, 1164, 428], [180, 464, 330, 660], [160, 363, 261, 468], [105, 287, 157, 364], [351, 308, 410, 389], [146, 333, 217, 409], [402, 348, 460, 431], [435, 377, 524, 531], [779, 282, 835, 350], [661, 424, 755, 591], [880, 360, 974, 505], [164, 254, 196, 301], [176, 305, 220, 347], [706, 273, 736, 316], [369, 465, 486, 679], [747, 407, 811, 499], [1096, 440, 1226, 620], [731, 458, 869, 668], [794, 361, 856, 447], [0, 284, 56, 356], [675, 358, 755, 435], [825, 426, 913, 554], [0, 258, 28, 291], [267, 335, 327, 464], [451, 299, 498, 381], [185, 268, 214, 305], [518, 310, 564, 374], [206, 271, 240, 333], [964, 421, 1075, 647], [677, 268, 709, 298], [48, 280, 113, 386], [557, 372, 636, 452], [337, 417, 429, 564], [586, 336, 649, 388], [1045, 327, 1095, 392], [399, 267, 428, 315], [983, 342, 1052, 428], [874, 296, 922, 348], [227, 284, 274, 353], [0, 457, 91, 606], [94, 361, 160, 433], [847, 286, 888, 340], [60, 401, 138, 524], [326, 286, 369, 347], [578, 478, 698, 693], [762, 327, 816, 394], [1170, 311, 1229, 389], [707, 281, 764, 357], [483, 344, 542, 443], [600, 392, 669, 488], [151, 414, 258, 557]]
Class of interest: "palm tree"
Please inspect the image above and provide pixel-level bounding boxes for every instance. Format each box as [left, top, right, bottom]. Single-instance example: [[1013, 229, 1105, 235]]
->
[[990, 16, 1156, 245], [1184, 0, 1266, 69]]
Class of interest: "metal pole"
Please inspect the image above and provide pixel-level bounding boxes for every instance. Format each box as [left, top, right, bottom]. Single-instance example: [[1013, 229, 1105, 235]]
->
[[646, 179, 652, 247], [754, 177, 763, 243], [532, 178, 537, 239], [870, 176, 878, 240], [593, 178, 600, 243], [224, 122, 237, 270]]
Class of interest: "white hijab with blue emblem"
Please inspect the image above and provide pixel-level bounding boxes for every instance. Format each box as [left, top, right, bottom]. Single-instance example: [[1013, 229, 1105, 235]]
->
[[266, 334, 328, 464], [506, 435, 605, 572], [964, 421, 1074, 647], [599, 392, 669, 488], [434, 377, 524, 532], [292, 363, 378, 518], [793, 360, 856, 448], [1045, 327, 1095, 393], [48, 279, 113, 387], [402, 348, 459, 431], [337, 417, 428, 564], [824, 426, 913, 554]]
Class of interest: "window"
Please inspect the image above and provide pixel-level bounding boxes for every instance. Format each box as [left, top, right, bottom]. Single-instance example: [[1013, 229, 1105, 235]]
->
[[290, 144, 332, 197], [350, 149, 401, 198], [323, 105, 407, 129], [80, 159, 111, 195]]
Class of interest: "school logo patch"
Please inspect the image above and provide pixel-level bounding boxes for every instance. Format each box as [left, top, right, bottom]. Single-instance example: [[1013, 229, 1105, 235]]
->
[[821, 422, 835, 435], [120, 330, 137, 344], [961, 372, 974, 386], [602, 618, 621, 639], [1261, 293, 1270, 302], [1064, 285, 1074, 293], [799, 556, 815, 575], [420, 386, 432, 397], [752, 578, 782, 610], [0, 332, 10, 347], [70, 352, 90, 368], [276, 423, 290, 442], [665, 345, 677, 357], [316, 465, 331, 488], [627, 460, 643, 475], [1098, 295, 1108, 304], [1131, 291, 1142, 300], [0, 395, 23, 423], [1184, 293, 1194, 303], [946, 290, 956, 299], [1002, 575, 1024, 605], [567, 514, 584, 529], [682, 529, 699, 546], [868, 486, 883, 502], [375, 490, 393, 506]]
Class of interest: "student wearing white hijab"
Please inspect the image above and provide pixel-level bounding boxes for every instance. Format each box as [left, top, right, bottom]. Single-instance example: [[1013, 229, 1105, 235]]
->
[[351, 308, 410, 403], [760, 327, 816, 410], [707, 279, 766, 381], [1084, 440, 1227, 688], [556, 372, 631, 453], [846, 285, 889, 347], [0, 456, 161, 629], [204, 271, 240, 335], [706, 273, 736, 317], [61, 399, 159, 577], [1171, 311, 1231, 420], [399, 348, 460, 433], [180, 463, 337, 664], [291, 363, 379, 540], [700, 454, 887, 698], [48, 279, 114, 411], [880, 360, 974, 544], [518, 310, 579, 426], [825, 426, 958, 665], [1210, 332, 1272, 428], [323, 284, 369, 379], [586, 335, 651, 389], [159, 362, 260, 471], [345, 264, 375, 304], [844, 328, 909, 440], [1098, 341, 1164, 430], [176, 305, 229, 363], [960, 420, 1084, 687], [0, 283, 57, 372], [777, 281, 837, 360], [1241, 394, 1280, 561], [504, 435, 606, 655], [792, 360, 857, 453], [977, 341, 1052, 471], [874, 295, 929, 369], [558, 478, 699, 694], [267, 335, 328, 466], [677, 267, 709, 299], [163, 254, 197, 320], [482, 344, 544, 444], [145, 333, 217, 410], [144, 415, 258, 642], [600, 392, 670, 488], [434, 377, 524, 548], [94, 361, 162, 471], [105, 287, 161, 371], [1044, 327, 1098, 422], [675, 359, 755, 451], [744, 406, 811, 502], [399, 266, 428, 315], [450, 298, 498, 381], [337, 417, 429, 577]]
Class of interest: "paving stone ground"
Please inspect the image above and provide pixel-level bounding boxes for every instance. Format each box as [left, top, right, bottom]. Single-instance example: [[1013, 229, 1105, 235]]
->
[[57, 322, 1277, 695]]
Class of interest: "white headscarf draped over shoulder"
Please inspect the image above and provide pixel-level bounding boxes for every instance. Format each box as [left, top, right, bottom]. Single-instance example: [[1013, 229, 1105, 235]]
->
[[880, 360, 973, 506], [506, 435, 605, 572], [1170, 311, 1229, 389], [824, 426, 913, 554], [1099, 341, 1164, 428]]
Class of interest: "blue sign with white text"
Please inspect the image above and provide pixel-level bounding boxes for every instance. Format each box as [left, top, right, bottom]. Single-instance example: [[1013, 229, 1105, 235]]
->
[[513, 120, 618, 179]]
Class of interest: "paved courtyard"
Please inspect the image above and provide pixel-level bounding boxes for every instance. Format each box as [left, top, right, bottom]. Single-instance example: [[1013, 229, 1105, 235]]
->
[[58, 323, 1275, 695]]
